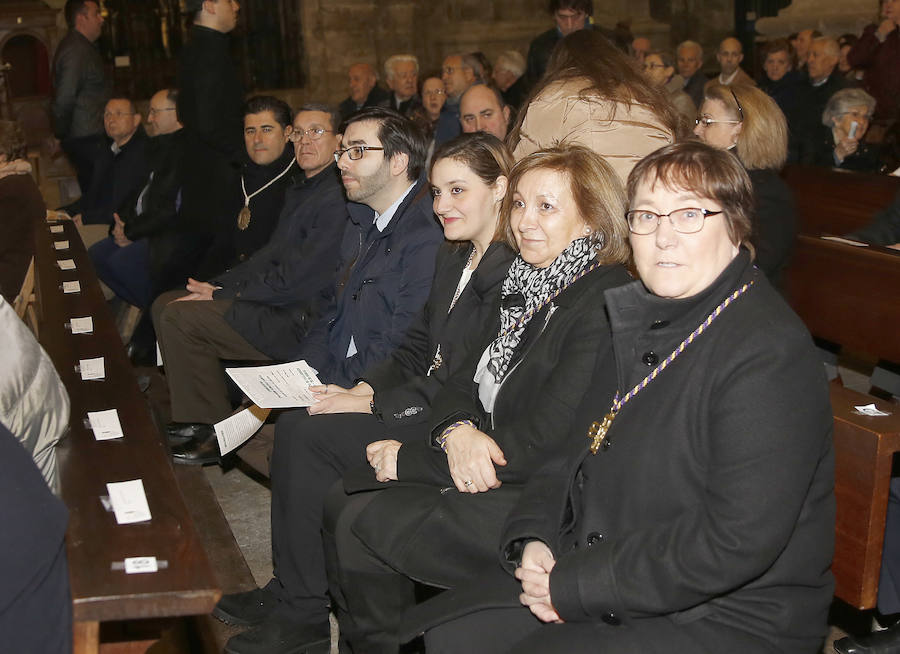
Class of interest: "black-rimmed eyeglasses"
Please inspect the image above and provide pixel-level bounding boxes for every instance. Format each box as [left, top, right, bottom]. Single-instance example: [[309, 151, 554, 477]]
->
[[626, 208, 723, 235], [333, 145, 384, 163]]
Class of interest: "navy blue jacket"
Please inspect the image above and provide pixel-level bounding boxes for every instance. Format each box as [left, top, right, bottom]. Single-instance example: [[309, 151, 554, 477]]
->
[[433, 101, 462, 147], [211, 163, 350, 359], [297, 177, 443, 386]]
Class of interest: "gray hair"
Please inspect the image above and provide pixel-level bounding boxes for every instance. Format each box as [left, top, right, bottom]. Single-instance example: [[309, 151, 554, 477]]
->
[[676, 40, 703, 59], [460, 53, 484, 82], [822, 87, 876, 127], [495, 50, 526, 78], [812, 36, 841, 59], [384, 54, 419, 80]]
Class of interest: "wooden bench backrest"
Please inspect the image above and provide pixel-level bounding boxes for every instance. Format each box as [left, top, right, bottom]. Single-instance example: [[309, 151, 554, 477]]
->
[[785, 235, 900, 364], [831, 383, 900, 609], [782, 165, 900, 236]]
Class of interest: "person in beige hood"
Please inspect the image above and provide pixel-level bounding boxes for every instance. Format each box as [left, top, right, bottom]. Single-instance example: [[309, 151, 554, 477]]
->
[[509, 30, 680, 183]]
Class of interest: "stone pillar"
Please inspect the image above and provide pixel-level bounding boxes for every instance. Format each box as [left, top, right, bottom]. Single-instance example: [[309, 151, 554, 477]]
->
[[756, 0, 878, 38]]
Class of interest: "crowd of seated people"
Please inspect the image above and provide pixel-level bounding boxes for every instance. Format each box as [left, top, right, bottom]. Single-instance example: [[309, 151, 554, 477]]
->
[[10, 0, 900, 651]]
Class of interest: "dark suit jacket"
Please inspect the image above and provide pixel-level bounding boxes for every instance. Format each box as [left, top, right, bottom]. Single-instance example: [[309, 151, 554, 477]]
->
[[346, 264, 632, 588], [789, 69, 850, 162], [177, 25, 244, 238], [338, 86, 391, 123], [210, 163, 350, 359], [362, 241, 515, 427], [118, 129, 188, 295], [51, 29, 108, 140], [64, 127, 150, 225], [295, 177, 443, 387]]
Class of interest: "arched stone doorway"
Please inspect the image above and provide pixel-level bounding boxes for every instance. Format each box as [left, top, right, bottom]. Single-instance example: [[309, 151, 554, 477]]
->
[[1, 32, 50, 98]]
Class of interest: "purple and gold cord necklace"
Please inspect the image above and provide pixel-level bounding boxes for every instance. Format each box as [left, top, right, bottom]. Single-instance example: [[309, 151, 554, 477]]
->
[[588, 279, 755, 454]]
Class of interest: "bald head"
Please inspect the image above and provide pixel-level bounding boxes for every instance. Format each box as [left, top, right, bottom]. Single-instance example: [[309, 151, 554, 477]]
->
[[348, 63, 377, 105], [717, 37, 744, 77], [459, 84, 510, 140]]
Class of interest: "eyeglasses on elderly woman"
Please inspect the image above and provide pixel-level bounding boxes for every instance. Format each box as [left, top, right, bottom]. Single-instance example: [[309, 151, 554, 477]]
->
[[625, 207, 723, 234]]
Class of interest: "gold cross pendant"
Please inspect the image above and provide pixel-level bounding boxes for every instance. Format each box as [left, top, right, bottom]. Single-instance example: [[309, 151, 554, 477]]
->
[[587, 412, 615, 454]]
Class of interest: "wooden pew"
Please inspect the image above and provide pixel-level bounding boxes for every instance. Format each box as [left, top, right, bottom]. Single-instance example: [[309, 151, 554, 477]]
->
[[784, 235, 900, 365], [782, 165, 900, 237], [831, 383, 900, 610], [32, 218, 222, 653]]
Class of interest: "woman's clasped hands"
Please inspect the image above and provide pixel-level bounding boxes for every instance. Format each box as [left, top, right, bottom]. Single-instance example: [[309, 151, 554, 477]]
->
[[367, 439, 402, 482], [515, 540, 562, 623], [442, 423, 507, 494]]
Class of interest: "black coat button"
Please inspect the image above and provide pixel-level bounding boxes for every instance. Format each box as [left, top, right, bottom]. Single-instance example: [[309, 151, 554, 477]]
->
[[352, 293, 358, 300], [602, 439, 612, 450], [650, 320, 669, 330], [642, 351, 658, 366], [586, 532, 603, 546], [602, 611, 621, 626]]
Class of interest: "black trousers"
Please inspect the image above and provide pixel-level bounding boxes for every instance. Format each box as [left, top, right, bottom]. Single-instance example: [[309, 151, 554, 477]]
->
[[323, 485, 421, 654], [269, 410, 416, 624], [425, 607, 777, 654], [61, 133, 104, 195]]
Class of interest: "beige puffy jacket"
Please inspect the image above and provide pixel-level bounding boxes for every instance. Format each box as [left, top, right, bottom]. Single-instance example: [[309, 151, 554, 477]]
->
[[512, 77, 675, 183]]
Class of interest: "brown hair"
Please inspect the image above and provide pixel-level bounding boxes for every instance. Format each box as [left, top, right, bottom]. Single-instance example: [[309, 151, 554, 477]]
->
[[507, 30, 682, 149], [703, 83, 788, 171], [762, 38, 795, 68], [499, 144, 631, 264], [0, 121, 27, 162], [431, 131, 513, 186], [626, 141, 755, 255]]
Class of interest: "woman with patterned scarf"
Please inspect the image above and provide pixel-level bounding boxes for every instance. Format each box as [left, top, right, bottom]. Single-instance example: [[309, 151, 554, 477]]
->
[[322, 144, 633, 654]]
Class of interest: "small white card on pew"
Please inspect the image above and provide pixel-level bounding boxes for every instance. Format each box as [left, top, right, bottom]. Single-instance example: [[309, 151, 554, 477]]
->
[[63, 280, 81, 294], [88, 408, 124, 440], [215, 404, 271, 456], [79, 357, 105, 380], [54, 240, 70, 250], [70, 316, 93, 334], [57, 259, 76, 270], [155, 341, 163, 367], [106, 479, 151, 524], [855, 403, 892, 417], [225, 360, 321, 408], [50, 225, 65, 234], [124, 556, 158, 574]]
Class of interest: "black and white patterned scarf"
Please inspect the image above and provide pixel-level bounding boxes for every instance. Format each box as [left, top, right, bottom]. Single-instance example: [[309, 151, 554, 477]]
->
[[475, 236, 599, 412]]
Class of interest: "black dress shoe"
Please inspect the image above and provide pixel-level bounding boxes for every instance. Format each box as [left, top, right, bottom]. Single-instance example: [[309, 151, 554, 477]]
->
[[165, 422, 214, 445], [834, 624, 900, 654], [171, 432, 220, 466], [224, 615, 330, 654], [213, 587, 279, 627]]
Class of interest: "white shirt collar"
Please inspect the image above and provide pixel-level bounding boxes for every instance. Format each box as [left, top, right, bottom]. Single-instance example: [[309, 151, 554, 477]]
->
[[719, 69, 740, 85], [373, 182, 416, 232]]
